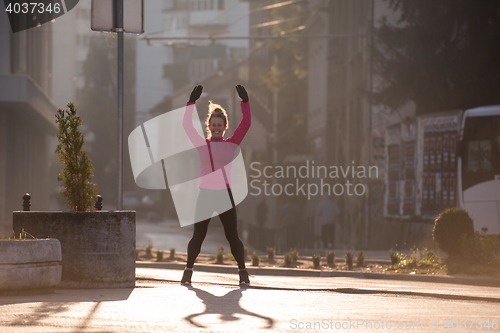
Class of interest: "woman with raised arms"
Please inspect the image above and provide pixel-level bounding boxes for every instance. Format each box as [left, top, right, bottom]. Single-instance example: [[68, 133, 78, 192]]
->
[[181, 84, 251, 286]]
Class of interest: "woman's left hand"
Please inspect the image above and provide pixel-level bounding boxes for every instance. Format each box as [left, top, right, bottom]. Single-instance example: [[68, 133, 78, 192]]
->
[[236, 85, 249, 103]]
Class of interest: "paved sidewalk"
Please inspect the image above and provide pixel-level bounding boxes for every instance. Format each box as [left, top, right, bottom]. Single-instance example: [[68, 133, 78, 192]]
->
[[1, 268, 499, 332]]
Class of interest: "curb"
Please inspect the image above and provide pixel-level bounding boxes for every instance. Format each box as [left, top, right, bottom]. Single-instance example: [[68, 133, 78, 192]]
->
[[136, 261, 500, 288]]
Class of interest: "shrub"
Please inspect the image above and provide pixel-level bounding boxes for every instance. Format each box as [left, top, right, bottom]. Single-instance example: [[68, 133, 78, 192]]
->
[[225, 253, 234, 261], [145, 242, 153, 256], [432, 208, 474, 257], [394, 248, 441, 273], [356, 251, 365, 267], [156, 250, 164, 262], [312, 253, 321, 267], [461, 232, 500, 265], [244, 247, 249, 259], [389, 252, 399, 265], [216, 246, 224, 264], [169, 248, 176, 259], [284, 253, 293, 266], [54, 102, 98, 211], [135, 248, 140, 260], [345, 252, 353, 269], [290, 248, 299, 262], [447, 235, 500, 276], [326, 251, 335, 266], [251, 252, 260, 266], [266, 246, 276, 261]]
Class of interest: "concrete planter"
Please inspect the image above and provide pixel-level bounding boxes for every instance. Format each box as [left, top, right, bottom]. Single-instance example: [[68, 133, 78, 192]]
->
[[13, 211, 136, 289], [0, 238, 62, 293]]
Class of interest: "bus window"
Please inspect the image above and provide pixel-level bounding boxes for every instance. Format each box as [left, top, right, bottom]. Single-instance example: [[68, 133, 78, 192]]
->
[[480, 140, 492, 171], [497, 133, 500, 155], [467, 140, 492, 172], [495, 118, 500, 156]]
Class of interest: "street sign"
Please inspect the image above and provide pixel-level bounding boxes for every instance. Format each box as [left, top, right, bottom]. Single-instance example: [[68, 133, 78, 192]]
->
[[91, 0, 143, 34]]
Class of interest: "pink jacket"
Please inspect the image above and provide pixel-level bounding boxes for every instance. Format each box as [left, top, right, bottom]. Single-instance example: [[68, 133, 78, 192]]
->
[[183, 101, 251, 189]]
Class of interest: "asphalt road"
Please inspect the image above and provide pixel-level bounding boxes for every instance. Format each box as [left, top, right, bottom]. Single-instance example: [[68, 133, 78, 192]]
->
[[137, 218, 234, 257], [1, 268, 499, 333]]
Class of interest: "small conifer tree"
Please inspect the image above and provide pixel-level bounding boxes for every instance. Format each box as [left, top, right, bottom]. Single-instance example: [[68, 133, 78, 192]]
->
[[55, 102, 98, 211]]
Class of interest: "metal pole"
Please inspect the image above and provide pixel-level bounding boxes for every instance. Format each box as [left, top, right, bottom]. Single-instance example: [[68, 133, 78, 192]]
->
[[365, 0, 375, 249], [273, 53, 278, 166], [272, 53, 279, 251], [117, 0, 124, 210]]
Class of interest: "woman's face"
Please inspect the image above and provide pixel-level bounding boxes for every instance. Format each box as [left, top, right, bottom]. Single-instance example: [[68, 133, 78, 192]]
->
[[210, 116, 226, 139]]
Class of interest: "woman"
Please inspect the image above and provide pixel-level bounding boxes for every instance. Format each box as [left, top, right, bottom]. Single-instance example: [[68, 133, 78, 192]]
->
[[181, 84, 251, 286]]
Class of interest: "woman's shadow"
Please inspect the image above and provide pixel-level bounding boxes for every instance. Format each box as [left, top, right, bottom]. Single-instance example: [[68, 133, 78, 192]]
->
[[184, 286, 274, 329]]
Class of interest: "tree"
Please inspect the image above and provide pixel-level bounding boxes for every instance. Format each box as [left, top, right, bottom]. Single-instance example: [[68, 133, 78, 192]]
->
[[55, 102, 98, 211], [374, 0, 500, 114], [260, 1, 310, 154]]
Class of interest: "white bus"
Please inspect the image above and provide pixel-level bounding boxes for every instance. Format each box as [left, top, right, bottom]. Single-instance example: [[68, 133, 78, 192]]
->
[[457, 105, 500, 234]]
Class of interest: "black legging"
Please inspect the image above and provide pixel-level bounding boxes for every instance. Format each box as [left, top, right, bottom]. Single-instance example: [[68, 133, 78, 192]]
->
[[186, 188, 246, 269]]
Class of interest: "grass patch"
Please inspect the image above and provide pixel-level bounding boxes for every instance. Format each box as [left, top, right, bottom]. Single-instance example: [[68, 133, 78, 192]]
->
[[326, 251, 335, 267], [251, 252, 260, 266], [216, 246, 224, 264], [169, 248, 176, 259], [387, 248, 444, 274]]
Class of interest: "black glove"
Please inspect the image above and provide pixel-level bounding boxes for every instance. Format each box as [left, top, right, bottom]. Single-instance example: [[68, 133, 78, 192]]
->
[[189, 85, 203, 103], [236, 85, 249, 103]]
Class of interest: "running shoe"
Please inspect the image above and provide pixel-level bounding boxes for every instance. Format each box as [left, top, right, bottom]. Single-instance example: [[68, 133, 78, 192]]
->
[[239, 268, 250, 285], [181, 268, 193, 286]]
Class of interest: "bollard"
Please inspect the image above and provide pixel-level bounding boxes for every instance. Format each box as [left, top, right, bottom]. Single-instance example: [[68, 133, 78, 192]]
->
[[94, 195, 103, 211], [22, 193, 31, 211]]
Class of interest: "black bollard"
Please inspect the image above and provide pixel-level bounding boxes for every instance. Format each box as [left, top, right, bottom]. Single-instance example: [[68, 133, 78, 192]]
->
[[94, 195, 103, 211], [22, 193, 31, 211]]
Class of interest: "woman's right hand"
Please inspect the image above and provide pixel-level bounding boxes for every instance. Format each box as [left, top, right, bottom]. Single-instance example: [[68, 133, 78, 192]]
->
[[236, 85, 249, 103], [189, 85, 203, 103]]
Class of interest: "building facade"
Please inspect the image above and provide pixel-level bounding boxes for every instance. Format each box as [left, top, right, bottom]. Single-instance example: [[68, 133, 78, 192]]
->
[[306, 0, 373, 249], [0, 10, 59, 235]]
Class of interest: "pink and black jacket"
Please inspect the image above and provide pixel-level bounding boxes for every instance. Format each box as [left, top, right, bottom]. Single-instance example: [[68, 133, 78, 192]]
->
[[182, 101, 251, 190]]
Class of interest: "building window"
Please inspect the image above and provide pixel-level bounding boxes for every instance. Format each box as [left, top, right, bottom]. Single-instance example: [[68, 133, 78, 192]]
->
[[191, 0, 221, 11], [191, 0, 199, 11]]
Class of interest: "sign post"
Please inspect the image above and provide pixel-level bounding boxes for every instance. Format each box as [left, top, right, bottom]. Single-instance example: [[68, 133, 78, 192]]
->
[[91, 0, 144, 210], [116, 0, 124, 211]]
